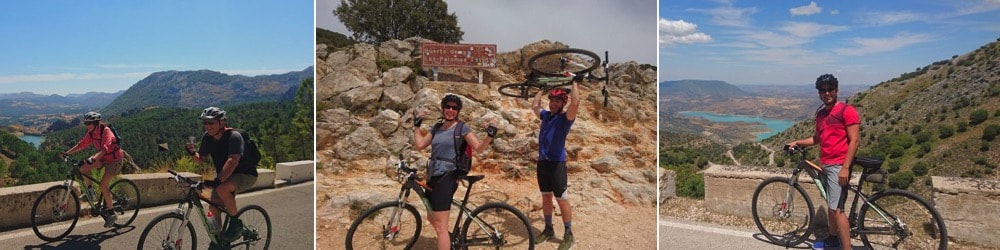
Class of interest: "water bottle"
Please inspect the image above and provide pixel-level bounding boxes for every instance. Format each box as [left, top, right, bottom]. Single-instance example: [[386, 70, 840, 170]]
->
[[206, 210, 218, 233], [84, 186, 96, 201], [813, 241, 824, 250]]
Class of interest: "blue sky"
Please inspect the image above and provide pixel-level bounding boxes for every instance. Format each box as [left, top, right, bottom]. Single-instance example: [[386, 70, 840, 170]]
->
[[660, 0, 1000, 86], [0, 1, 313, 95], [318, 0, 657, 65]]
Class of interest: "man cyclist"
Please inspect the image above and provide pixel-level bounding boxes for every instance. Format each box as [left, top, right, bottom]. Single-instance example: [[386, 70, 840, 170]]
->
[[531, 82, 580, 250], [60, 111, 124, 228], [786, 74, 860, 249], [186, 107, 259, 243]]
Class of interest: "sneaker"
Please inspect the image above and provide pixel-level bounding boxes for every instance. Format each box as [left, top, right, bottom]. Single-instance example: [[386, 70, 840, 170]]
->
[[558, 233, 574, 250], [102, 210, 117, 228], [221, 218, 244, 242], [822, 235, 841, 248], [534, 227, 554, 244]]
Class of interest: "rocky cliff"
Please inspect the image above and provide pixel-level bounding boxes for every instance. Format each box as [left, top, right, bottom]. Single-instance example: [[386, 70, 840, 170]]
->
[[315, 38, 658, 246]]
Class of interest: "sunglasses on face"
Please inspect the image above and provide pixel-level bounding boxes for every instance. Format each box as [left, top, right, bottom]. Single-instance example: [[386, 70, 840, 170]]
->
[[84, 121, 97, 126], [818, 88, 837, 93], [443, 105, 460, 111], [203, 121, 218, 126]]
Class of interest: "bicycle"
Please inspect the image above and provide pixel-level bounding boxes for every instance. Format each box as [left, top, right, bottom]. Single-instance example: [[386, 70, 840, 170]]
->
[[137, 170, 272, 250], [498, 48, 612, 107], [751, 145, 947, 249], [345, 150, 534, 249], [30, 157, 141, 241]]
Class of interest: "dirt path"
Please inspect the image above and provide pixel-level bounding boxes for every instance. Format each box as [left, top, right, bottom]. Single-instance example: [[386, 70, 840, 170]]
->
[[316, 170, 656, 249]]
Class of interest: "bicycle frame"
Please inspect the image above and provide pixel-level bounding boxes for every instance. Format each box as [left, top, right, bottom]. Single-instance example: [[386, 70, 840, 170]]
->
[[55, 160, 113, 215], [164, 170, 236, 245]]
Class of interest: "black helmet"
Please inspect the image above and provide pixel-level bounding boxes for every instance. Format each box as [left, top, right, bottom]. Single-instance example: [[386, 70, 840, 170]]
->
[[83, 112, 101, 122], [815, 74, 839, 89], [441, 94, 462, 110], [200, 107, 227, 120]]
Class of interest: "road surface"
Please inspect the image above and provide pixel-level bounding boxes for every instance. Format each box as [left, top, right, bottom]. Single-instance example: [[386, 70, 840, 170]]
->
[[0, 181, 314, 249], [659, 218, 867, 249]]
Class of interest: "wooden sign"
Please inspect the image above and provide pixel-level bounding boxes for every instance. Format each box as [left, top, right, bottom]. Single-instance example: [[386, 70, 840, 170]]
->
[[421, 43, 497, 68]]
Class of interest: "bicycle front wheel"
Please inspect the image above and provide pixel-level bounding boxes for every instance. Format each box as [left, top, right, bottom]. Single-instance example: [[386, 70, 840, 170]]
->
[[460, 202, 534, 249], [858, 189, 947, 250], [751, 177, 815, 247], [137, 212, 197, 250], [528, 48, 600, 77], [31, 185, 81, 241], [110, 179, 141, 227], [346, 201, 422, 250], [232, 205, 272, 250]]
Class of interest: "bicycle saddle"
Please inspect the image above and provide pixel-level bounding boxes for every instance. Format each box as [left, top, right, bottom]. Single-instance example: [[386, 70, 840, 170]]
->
[[852, 156, 884, 170], [459, 175, 486, 185]]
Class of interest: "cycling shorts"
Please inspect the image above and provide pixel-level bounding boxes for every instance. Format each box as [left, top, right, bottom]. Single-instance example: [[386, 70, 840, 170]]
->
[[427, 171, 459, 211], [536, 160, 568, 199]]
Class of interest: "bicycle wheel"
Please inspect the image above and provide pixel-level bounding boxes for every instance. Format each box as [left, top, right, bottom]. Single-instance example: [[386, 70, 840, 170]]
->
[[498, 83, 540, 99], [751, 177, 815, 247], [110, 179, 141, 227], [460, 202, 534, 249], [137, 212, 197, 250], [31, 185, 81, 241], [345, 201, 422, 250], [528, 48, 600, 77], [858, 189, 947, 250], [231, 205, 272, 250]]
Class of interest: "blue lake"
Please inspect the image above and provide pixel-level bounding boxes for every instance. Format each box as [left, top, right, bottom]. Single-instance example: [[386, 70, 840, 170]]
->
[[18, 134, 44, 149], [679, 111, 796, 141]]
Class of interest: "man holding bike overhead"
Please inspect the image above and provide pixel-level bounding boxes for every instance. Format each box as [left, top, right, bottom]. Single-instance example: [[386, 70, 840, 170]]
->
[[786, 74, 860, 249], [60, 111, 124, 228], [413, 94, 498, 250], [185, 107, 259, 243], [532, 82, 580, 250]]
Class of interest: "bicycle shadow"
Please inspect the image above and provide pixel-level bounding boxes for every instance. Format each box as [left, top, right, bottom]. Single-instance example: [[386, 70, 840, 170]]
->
[[751, 233, 866, 250], [22, 226, 136, 250]]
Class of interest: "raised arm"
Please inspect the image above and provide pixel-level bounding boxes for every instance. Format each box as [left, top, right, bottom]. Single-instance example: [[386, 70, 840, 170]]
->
[[412, 111, 432, 150], [566, 82, 581, 121], [532, 89, 544, 119]]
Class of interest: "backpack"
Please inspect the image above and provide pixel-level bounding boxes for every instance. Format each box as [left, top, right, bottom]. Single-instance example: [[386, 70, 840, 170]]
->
[[430, 121, 472, 173], [90, 124, 122, 152], [225, 128, 262, 168]]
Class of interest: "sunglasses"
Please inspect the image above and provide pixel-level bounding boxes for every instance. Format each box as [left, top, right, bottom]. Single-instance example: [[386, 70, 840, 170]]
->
[[443, 105, 460, 111], [84, 121, 98, 126], [818, 87, 838, 93], [203, 121, 219, 126]]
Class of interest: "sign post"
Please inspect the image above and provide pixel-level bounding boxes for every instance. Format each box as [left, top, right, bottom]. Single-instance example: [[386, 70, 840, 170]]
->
[[420, 43, 497, 83]]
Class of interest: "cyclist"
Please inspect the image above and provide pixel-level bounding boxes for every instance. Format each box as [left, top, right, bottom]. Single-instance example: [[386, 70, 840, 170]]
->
[[786, 74, 860, 249], [60, 111, 124, 228], [185, 107, 259, 244], [531, 82, 580, 250], [413, 94, 497, 250]]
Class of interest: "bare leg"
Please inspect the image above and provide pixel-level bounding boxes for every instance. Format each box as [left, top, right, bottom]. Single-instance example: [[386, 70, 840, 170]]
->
[[832, 209, 851, 248], [541, 193, 554, 222], [431, 211, 450, 250], [556, 199, 572, 225]]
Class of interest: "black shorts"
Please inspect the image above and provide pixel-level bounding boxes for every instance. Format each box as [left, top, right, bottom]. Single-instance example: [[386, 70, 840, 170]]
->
[[536, 160, 568, 199], [427, 172, 459, 211]]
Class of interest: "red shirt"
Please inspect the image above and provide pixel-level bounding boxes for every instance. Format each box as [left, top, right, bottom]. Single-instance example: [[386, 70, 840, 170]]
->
[[816, 102, 860, 165], [75, 125, 123, 163]]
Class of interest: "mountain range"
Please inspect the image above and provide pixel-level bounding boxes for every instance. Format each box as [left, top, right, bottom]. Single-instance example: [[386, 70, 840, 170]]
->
[[0, 91, 122, 116]]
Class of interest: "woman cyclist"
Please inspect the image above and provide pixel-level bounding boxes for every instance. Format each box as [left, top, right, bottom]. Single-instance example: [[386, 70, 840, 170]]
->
[[412, 94, 497, 250], [60, 111, 125, 228]]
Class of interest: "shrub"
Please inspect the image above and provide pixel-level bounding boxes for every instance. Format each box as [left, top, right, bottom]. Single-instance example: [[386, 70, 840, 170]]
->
[[983, 124, 1000, 141], [913, 162, 930, 176], [971, 109, 990, 126], [939, 125, 955, 139], [889, 171, 915, 190]]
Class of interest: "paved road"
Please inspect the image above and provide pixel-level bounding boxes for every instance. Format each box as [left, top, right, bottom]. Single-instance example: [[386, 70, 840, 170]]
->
[[0, 181, 314, 249], [659, 218, 869, 250]]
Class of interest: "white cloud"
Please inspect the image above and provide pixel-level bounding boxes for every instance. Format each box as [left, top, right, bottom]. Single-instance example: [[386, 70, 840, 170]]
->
[[780, 22, 848, 38], [738, 30, 808, 48], [740, 47, 832, 65], [834, 33, 934, 56], [659, 18, 713, 47], [790, 1, 822, 16], [830, 9, 840, 15], [690, 5, 758, 27], [858, 11, 923, 26], [0, 72, 150, 85]]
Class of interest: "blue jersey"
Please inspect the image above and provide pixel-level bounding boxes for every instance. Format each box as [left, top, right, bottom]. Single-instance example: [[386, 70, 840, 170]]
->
[[538, 110, 574, 161]]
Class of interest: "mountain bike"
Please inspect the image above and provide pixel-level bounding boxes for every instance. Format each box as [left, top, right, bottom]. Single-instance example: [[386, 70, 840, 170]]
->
[[345, 150, 534, 249], [137, 170, 272, 250], [30, 157, 140, 241], [498, 48, 612, 106], [751, 145, 947, 249]]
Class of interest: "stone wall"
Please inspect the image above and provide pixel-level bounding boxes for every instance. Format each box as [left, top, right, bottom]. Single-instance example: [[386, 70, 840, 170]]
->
[[932, 176, 1000, 247]]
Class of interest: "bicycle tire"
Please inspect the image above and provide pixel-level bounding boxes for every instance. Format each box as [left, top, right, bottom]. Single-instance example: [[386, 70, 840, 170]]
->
[[31, 185, 81, 241], [751, 177, 815, 247], [460, 202, 535, 249], [528, 48, 601, 77], [346, 201, 422, 250], [110, 179, 141, 228], [232, 205, 272, 250], [498, 83, 540, 99], [136, 212, 197, 250], [858, 189, 947, 250]]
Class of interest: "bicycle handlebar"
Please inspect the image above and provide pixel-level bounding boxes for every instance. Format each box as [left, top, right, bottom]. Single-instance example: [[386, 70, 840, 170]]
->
[[166, 169, 219, 189]]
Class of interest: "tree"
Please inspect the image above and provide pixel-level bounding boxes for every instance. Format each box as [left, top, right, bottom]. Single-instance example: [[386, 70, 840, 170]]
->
[[293, 78, 315, 160], [335, 0, 464, 44]]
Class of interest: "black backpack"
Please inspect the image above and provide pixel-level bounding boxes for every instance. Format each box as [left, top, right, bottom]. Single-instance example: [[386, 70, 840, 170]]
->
[[430, 121, 472, 173], [226, 128, 262, 168]]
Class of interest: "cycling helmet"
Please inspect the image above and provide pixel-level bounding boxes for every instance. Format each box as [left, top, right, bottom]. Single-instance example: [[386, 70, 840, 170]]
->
[[83, 112, 102, 122], [441, 94, 463, 110], [548, 88, 569, 101], [200, 107, 227, 120], [815, 74, 839, 89]]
